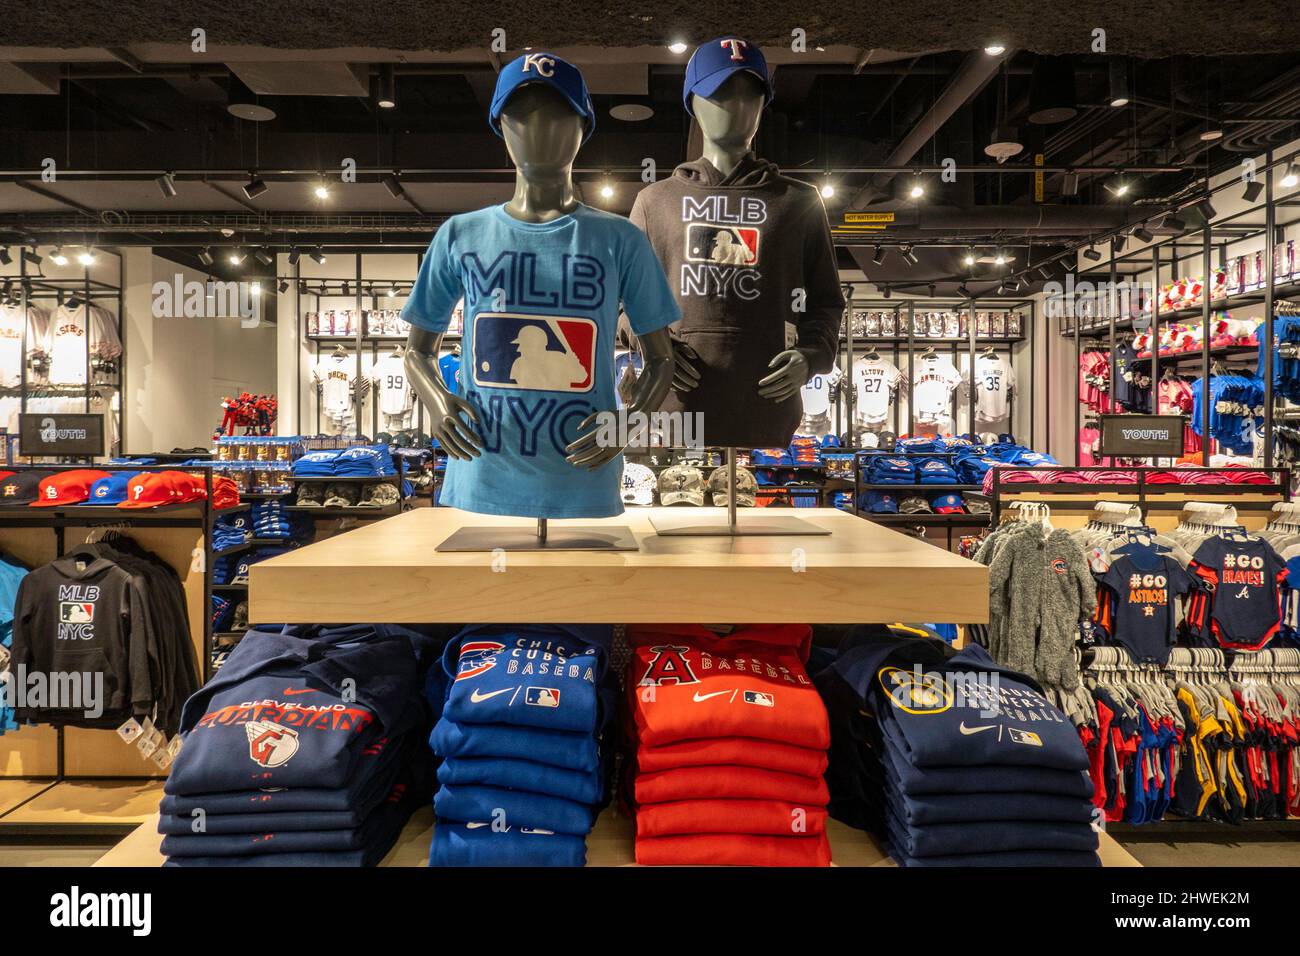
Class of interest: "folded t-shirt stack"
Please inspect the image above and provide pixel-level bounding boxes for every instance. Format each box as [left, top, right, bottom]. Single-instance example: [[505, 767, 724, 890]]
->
[[251, 500, 313, 540], [212, 512, 252, 552], [915, 457, 959, 485], [866, 456, 915, 484], [814, 629, 1100, 867], [428, 624, 617, 867], [160, 624, 441, 866], [624, 624, 833, 867], [293, 449, 343, 478]]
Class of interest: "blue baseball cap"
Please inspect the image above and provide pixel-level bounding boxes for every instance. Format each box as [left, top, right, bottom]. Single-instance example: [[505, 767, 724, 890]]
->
[[80, 472, 137, 506], [489, 52, 595, 143], [932, 494, 967, 514], [684, 37, 774, 116], [866, 492, 899, 514]]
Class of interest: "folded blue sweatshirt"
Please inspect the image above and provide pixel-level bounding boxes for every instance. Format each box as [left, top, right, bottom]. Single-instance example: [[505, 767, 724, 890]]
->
[[158, 809, 362, 835], [885, 805, 1099, 858], [430, 821, 586, 867], [430, 719, 599, 773], [438, 756, 602, 805], [434, 784, 594, 836]]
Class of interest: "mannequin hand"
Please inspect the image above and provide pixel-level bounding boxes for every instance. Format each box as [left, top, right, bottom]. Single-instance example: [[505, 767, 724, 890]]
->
[[670, 339, 703, 392], [756, 348, 812, 402], [430, 394, 484, 461], [565, 347, 675, 470]]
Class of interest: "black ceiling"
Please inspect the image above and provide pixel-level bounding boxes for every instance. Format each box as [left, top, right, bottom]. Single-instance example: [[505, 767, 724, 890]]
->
[[2, 0, 1300, 55]]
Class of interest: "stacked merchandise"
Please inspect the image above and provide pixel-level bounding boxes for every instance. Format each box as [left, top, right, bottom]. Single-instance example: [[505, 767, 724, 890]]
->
[[296, 481, 401, 510], [0, 552, 28, 735], [815, 629, 1100, 866], [292, 445, 398, 480], [10, 537, 200, 735], [160, 625, 438, 866], [214, 545, 298, 589], [428, 625, 616, 866], [1079, 350, 1112, 414], [1259, 312, 1300, 402], [1155, 373, 1202, 455], [250, 499, 314, 542], [623, 624, 832, 866], [1189, 372, 1264, 456], [212, 511, 252, 552]]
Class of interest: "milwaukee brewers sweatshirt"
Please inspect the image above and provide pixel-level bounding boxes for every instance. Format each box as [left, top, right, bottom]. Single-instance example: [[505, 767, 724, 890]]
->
[[629, 153, 844, 447]]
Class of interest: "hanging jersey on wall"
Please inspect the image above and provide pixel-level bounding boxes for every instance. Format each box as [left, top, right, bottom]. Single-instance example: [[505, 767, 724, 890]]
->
[[1099, 553, 1195, 664], [852, 358, 902, 426], [48, 305, 122, 385], [438, 351, 462, 393], [968, 353, 1014, 422], [1188, 536, 1287, 651], [910, 357, 962, 423], [799, 365, 842, 417], [313, 354, 357, 418], [371, 352, 414, 417], [0, 305, 49, 388]]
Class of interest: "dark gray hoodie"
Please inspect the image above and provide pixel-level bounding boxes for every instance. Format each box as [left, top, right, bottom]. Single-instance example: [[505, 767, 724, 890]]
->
[[629, 154, 844, 447]]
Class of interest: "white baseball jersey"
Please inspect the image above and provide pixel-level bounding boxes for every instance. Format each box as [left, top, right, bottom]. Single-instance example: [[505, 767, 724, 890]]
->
[[799, 366, 843, 417], [969, 353, 1014, 422], [48, 305, 121, 385], [910, 357, 962, 422], [0, 305, 48, 387], [371, 352, 414, 416], [313, 354, 357, 417], [852, 358, 902, 425]]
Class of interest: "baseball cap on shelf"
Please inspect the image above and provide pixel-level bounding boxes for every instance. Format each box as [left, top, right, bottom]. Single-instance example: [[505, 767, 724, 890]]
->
[[967, 498, 991, 514], [931, 493, 966, 514], [877, 431, 898, 452], [899, 496, 933, 514], [0, 470, 54, 507], [707, 465, 758, 507], [323, 483, 361, 508], [658, 465, 705, 506], [684, 37, 774, 116], [116, 472, 179, 509], [295, 483, 325, 507], [360, 482, 400, 507], [81, 472, 138, 506], [490, 52, 595, 143], [31, 469, 112, 507], [866, 491, 899, 514], [620, 462, 657, 506]]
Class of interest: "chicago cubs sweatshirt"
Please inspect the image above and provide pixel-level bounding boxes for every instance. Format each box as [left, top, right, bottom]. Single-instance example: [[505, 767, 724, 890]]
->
[[629, 153, 844, 447]]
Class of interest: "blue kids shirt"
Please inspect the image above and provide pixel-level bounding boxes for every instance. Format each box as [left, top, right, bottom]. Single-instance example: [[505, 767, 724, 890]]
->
[[401, 203, 681, 518]]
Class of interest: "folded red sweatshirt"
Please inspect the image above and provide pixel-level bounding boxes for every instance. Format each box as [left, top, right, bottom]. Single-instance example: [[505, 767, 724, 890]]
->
[[633, 764, 829, 806], [635, 831, 832, 867], [635, 736, 829, 777], [626, 624, 829, 750], [636, 799, 827, 838]]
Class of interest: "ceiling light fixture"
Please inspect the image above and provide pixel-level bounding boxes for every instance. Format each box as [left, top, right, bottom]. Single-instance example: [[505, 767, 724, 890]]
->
[[156, 172, 177, 198], [1282, 163, 1300, 189], [900, 244, 919, 266], [668, 41, 688, 54], [314, 182, 330, 200], [962, 248, 976, 267], [1005, 277, 1021, 293], [599, 181, 615, 200], [1082, 245, 1102, 261], [381, 173, 404, 199], [993, 250, 1007, 266], [908, 177, 925, 199], [872, 246, 887, 267], [881, 285, 891, 299], [958, 282, 971, 297], [1037, 264, 1053, 280], [287, 248, 301, 266], [309, 248, 326, 264], [1194, 196, 1217, 221], [1131, 225, 1154, 243], [1108, 60, 1130, 108], [77, 249, 95, 266], [1105, 178, 1130, 197], [376, 64, 396, 109], [984, 45, 1006, 56], [0, 248, 10, 266], [249, 282, 261, 297], [243, 173, 268, 199], [253, 247, 273, 266], [1242, 180, 1264, 203], [50, 248, 68, 266], [820, 180, 835, 199], [228, 249, 244, 265], [22, 248, 42, 266], [1162, 213, 1187, 233], [1061, 171, 1079, 197], [197, 247, 214, 266], [278, 279, 290, 293], [1112, 235, 1127, 254]]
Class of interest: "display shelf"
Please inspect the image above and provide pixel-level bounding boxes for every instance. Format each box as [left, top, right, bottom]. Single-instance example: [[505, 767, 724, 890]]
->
[[0, 780, 166, 836], [212, 582, 247, 593], [285, 505, 402, 517], [854, 483, 983, 492], [859, 512, 992, 526], [249, 506, 989, 624], [212, 541, 253, 558], [93, 805, 1140, 867], [291, 474, 400, 484]]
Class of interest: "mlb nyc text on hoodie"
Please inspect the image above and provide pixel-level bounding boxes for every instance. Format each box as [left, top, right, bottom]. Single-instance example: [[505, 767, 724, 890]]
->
[[629, 153, 844, 447]]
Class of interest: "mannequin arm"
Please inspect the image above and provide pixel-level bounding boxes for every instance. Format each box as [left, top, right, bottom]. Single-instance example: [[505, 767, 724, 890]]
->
[[403, 328, 483, 460], [565, 326, 674, 470]]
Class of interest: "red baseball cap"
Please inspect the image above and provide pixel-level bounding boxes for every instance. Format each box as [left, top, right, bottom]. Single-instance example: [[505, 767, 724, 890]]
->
[[117, 472, 180, 509], [30, 469, 111, 507]]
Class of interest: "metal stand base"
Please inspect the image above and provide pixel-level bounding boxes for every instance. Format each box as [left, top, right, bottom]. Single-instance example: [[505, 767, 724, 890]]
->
[[436, 524, 640, 552], [649, 511, 830, 537]]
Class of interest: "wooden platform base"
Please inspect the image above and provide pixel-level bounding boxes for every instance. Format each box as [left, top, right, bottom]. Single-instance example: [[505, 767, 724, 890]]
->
[[94, 806, 1140, 867], [0, 780, 166, 835]]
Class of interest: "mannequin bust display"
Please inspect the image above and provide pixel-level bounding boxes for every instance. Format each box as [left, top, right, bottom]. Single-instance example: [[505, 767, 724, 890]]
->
[[629, 37, 845, 449], [401, 52, 679, 523]]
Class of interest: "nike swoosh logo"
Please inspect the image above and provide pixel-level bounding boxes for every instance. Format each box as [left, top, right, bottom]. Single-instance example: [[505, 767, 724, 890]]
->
[[959, 722, 996, 735], [470, 687, 515, 703], [282, 688, 317, 696], [692, 690, 733, 703]]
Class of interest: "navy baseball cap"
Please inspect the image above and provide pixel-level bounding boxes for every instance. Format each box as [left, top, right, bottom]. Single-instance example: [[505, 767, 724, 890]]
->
[[866, 491, 899, 514], [490, 52, 595, 143], [684, 37, 774, 116]]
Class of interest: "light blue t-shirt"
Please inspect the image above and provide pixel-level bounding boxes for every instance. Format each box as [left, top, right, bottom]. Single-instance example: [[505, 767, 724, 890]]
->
[[402, 203, 680, 518]]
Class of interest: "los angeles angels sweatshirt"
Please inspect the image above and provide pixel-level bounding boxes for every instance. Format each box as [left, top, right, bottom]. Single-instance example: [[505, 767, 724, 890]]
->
[[630, 153, 844, 447]]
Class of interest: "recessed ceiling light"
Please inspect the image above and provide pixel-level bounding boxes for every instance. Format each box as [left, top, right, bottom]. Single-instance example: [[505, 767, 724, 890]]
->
[[909, 179, 925, 199], [599, 182, 615, 199], [668, 41, 688, 54], [820, 182, 835, 199], [609, 103, 654, 121], [314, 183, 330, 200], [984, 45, 1006, 56]]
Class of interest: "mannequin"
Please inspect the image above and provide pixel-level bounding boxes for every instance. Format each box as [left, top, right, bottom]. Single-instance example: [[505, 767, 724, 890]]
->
[[405, 86, 674, 470], [401, 52, 679, 546]]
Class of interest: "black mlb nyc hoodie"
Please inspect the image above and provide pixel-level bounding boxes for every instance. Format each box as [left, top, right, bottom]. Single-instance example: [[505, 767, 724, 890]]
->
[[630, 153, 844, 447]]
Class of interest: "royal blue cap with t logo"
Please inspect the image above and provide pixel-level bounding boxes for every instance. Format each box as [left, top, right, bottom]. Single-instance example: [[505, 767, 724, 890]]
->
[[489, 52, 596, 143], [683, 37, 774, 116]]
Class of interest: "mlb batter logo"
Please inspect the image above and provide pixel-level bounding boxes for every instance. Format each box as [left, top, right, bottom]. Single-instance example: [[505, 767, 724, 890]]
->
[[525, 687, 561, 708], [743, 690, 774, 707], [59, 601, 94, 624], [685, 223, 760, 266], [246, 721, 299, 767], [472, 312, 596, 393]]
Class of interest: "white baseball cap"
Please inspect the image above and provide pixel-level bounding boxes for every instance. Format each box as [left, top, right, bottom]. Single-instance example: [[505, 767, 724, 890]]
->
[[620, 462, 656, 506]]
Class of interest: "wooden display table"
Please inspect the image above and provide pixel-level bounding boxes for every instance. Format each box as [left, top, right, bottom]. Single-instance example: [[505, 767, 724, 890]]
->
[[250, 506, 989, 624], [95, 806, 1140, 867]]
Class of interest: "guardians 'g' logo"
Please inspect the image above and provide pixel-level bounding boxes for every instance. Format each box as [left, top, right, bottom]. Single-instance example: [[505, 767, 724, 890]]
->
[[245, 721, 299, 767], [637, 645, 700, 686], [878, 665, 953, 715]]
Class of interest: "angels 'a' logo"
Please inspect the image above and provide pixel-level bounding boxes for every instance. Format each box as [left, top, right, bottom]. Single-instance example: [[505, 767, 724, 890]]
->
[[637, 644, 700, 686], [455, 640, 506, 681], [246, 721, 299, 767]]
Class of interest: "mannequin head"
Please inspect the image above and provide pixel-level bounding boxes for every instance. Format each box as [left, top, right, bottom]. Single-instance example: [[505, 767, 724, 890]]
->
[[499, 84, 585, 179], [692, 71, 766, 154]]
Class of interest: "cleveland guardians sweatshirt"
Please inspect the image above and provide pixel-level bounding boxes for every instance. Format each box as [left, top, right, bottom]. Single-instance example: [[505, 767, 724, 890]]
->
[[629, 154, 844, 447]]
